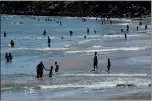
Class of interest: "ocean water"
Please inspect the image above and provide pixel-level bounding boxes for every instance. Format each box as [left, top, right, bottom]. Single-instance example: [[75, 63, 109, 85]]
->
[[1, 15, 151, 100]]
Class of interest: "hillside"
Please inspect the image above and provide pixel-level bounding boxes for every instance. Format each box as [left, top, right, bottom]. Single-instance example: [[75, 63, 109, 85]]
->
[[0, 1, 151, 17]]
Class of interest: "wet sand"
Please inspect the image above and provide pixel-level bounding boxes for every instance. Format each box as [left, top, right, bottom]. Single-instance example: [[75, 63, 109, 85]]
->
[[134, 39, 151, 44], [109, 92, 151, 100], [44, 54, 94, 71], [137, 56, 151, 58]]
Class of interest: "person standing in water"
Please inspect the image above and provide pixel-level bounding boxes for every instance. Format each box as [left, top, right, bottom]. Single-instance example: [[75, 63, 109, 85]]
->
[[121, 29, 123, 33], [49, 66, 54, 78], [107, 58, 111, 72], [8, 53, 13, 62], [5, 53, 9, 62], [139, 22, 142, 26], [110, 20, 112, 24], [60, 21, 62, 26], [48, 36, 51, 47], [94, 30, 96, 34], [10, 40, 14, 47], [43, 30, 46, 36], [126, 25, 129, 32], [36, 61, 45, 78], [93, 52, 98, 70], [55, 62, 59, 73], [4, 31, 6, 37], [102, 21, 104, 25], [137, 26, 139, 31], [145, 25, 147, 30], [69, 31, 73, 36], [87, 27, 89, 35], [124, 31, 127, 40]]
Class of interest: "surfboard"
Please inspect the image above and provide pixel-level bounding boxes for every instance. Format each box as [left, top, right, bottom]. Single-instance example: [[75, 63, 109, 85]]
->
[[8, 44, 14, 48], [8, 44, 11, 47]]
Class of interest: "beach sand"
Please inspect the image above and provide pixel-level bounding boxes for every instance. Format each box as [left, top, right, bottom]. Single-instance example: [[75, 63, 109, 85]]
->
[[109, 92, 151, 100], [134, 39, 151, 44], [137, 56, 151, 58], [44, 55, 94, 71]]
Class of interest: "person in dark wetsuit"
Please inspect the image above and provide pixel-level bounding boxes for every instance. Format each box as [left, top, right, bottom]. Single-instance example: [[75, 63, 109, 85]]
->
[[107, 58, 111, 72], [126, 25, 129, 32], [4, 31, 6, 37], [87, 27, 89, 35], [137, 26, 139, 31], [8, 53, 13, 62], [94, 30, 96, 34], [110, 20, 112, 24], [139, 22, 142, 26], [48, 36, 51, 47], [69, 31, 73, 36], [60, 21, 62, 26], [61, 37, 64, 39], [93, 52, 98, 70], [121, 29, 123, 33], [10, 40, 14, 47], [102, 21, 104, 25], [124, 32, 127, 40], [36, 61, 45, 78], [55, 62, 59, 73], [145, 25, 147, 30], [43, 30, 46, 36], [5, 53, 9, 62], [49, 66, 54, 78]]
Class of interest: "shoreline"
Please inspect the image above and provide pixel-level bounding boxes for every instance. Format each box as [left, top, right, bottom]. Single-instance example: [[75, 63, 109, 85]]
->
[[1, 14, 151, 20]]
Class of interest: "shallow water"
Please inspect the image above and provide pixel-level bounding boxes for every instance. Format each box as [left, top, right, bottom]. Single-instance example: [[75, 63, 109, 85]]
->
[[1, 15, 151, 100]]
